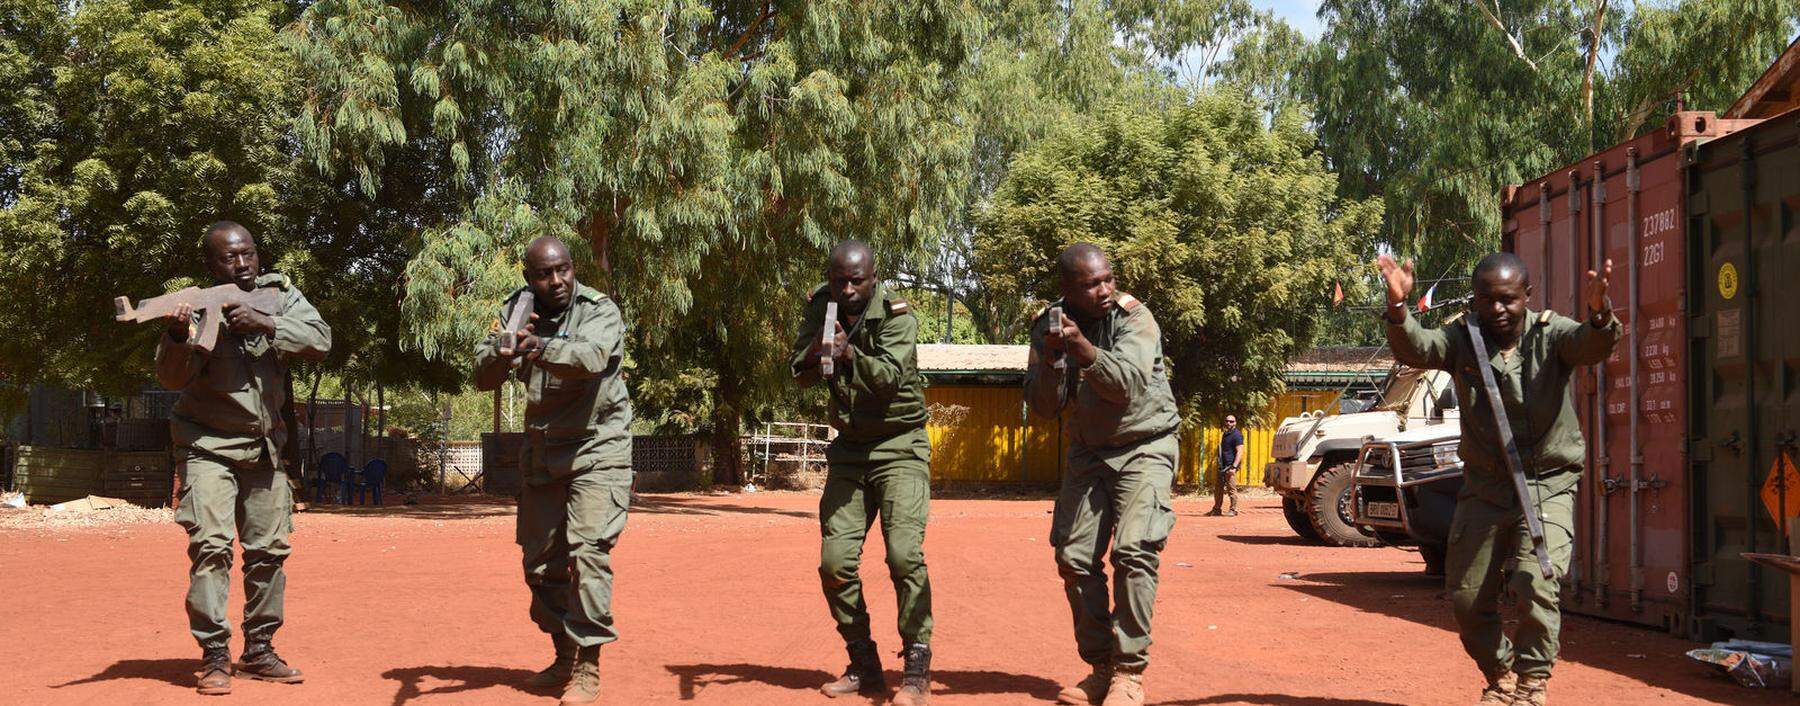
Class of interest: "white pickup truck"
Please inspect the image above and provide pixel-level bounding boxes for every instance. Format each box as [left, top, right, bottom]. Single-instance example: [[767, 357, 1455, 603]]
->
[[1264, 367, 1458, 546]]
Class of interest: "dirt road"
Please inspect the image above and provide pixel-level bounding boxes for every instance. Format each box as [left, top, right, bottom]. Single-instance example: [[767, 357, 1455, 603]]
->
[[0, 493, 1779, 705]]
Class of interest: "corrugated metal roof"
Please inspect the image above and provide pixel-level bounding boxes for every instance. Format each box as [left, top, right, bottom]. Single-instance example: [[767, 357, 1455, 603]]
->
[[917, 344, 1028, 372], [1288, 346, 1394, 373], [1728, 35, 1800, 120]]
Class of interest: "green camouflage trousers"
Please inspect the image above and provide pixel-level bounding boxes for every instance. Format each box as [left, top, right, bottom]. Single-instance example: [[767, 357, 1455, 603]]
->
[[1446, 481, 1577, 678], [175, 453, 293, 649], [1051, 434, 1179, 672], [818, 455, 934, 646], [518, 468, 631, 647]]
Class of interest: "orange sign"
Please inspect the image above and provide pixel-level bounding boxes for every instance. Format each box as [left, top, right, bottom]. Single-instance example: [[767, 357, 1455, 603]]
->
[[1759, 450, 1800, 524]]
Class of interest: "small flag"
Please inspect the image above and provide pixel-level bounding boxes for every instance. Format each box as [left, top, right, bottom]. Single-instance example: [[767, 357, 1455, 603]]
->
[[1417, 283, 1437, 312], [1331, 281, 1344, 308]]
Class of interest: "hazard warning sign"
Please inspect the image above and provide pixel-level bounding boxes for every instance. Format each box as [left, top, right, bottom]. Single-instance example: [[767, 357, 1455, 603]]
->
[[1759, 450, 1800, 524]]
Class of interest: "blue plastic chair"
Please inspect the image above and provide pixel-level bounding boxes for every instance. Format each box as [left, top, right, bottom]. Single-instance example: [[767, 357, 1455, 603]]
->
[[315, 453, 349, 504], [359, 459, 389, 506]]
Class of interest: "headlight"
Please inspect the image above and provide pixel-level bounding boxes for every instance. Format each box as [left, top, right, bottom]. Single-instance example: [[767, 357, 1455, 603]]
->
[[1432, 444, 1460, 467]]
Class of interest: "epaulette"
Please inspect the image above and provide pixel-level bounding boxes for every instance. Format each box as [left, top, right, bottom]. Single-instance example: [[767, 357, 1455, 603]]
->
[[1116, 293, 1141, 311], [1445, 311, 1466, 325], [888, 298, 910, 315], [255, 272, 291, 290], [1538, 310, 1554, 323], [576, 285, 607, 304]]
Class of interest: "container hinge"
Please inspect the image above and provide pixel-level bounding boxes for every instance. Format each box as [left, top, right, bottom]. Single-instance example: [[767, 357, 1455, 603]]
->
[[1635, 475, 1667, 492], [1601, 476, 1625, 495]]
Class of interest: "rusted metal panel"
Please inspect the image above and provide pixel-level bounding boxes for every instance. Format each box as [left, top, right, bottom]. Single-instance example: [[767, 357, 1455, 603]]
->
[[1502, 112, 1760, 635], [1685, 113, 1800, 641]]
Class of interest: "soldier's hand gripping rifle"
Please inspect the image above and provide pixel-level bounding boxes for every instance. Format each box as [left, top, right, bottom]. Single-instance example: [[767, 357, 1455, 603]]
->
[[1048, 306, 1066, 370], [115, 283, 281, 354], [820, 301, 839, 377], [497, 290, 537, 358], [1465, 318, 1556, 580]]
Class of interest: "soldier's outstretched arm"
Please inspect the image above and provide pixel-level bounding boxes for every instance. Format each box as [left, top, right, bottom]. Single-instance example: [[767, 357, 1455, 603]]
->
[[848, 312, 918, 403], [1081, 307, 1162, 404], [1023, 314, 1067, 417], [1384, 309, 1453, 371], [273, 287, 332, 361], [532, 299, 624, 380], [1552, 311, 1622, 366], [790, 301, 825, 389]]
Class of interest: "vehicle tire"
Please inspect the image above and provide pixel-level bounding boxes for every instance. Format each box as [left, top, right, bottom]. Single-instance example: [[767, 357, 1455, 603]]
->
[[1282, 497, 1321, 541], [1307, 462, 1380, 548], [1419, 542, 1448, 577]]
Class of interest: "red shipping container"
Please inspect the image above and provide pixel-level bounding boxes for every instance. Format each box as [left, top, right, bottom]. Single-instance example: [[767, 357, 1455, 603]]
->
[[1501, 112, 1760, 635]]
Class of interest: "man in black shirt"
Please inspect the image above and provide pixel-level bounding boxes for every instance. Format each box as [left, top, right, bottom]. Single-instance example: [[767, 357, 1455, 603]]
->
[[1205, 416, 1244, 517]]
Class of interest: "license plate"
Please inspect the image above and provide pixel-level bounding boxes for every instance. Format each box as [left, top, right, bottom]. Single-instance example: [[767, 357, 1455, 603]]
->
[[1365, 501, 1399, 519]]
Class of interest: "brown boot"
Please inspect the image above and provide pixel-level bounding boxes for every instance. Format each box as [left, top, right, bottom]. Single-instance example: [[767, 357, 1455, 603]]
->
[[889, 643, 930, 705], [236, 640, 304, 683], [527, 634, 578, 688], [1476, 670, 1516, 705], [821, 639, 886, 698], [1510, 674, 1548, 706], [1101, 670, 1144, 706], [195, 647, 232, 696], [559, 646, 601, 705], [1055, 664, 1111, 705]]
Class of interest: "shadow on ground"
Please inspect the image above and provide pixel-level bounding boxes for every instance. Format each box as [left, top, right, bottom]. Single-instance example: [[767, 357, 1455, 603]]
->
[[1156, 695, 1407, 706], [51, 658, 193, 690], [305, 494, 516, 520], [1215, 534, 1320, 547], [382, 665, 539, 706], [631, 495, 816, 520], [665, 663, 1062, 701], [1275, 570, 1767, 704]]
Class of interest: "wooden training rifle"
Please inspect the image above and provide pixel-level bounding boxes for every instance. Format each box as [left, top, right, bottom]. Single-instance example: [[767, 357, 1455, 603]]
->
[[1465, 318, 1557, 579]]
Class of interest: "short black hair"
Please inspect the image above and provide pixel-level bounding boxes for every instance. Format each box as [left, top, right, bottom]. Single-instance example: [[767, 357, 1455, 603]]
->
[[1057, 242, 1107, 280], [1472, 252, 1529, 285], [828, 240, 874, 271], [202, 220, 254, 255]]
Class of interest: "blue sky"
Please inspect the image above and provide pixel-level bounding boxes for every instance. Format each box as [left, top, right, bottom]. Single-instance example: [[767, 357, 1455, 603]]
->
[[1257, 0, 1325, 40]]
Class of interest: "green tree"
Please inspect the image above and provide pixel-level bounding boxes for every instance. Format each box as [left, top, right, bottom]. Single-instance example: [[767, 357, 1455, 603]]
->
[[975, 89, 1382, 417], [0, 0, 302, 404], [1307, 0, 1797, 286], [290, 0, 983, 483]]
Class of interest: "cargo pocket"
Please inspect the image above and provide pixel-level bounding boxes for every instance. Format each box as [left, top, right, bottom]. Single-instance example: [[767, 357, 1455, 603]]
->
[[1146, 483, 1176, 549]]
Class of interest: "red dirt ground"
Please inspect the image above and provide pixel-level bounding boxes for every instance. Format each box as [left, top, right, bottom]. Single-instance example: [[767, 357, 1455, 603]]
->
[[1, 492, 1787, 705]]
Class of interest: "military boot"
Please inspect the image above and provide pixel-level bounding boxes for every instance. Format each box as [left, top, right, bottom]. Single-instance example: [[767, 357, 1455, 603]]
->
[[890, 643, 931, 705], [1475, 670, 1516, 705], [1101, 670, 1144, 706], [527, 633, 578, 688], [237, 640, 304, 684], [821, 639, 886, 698], [1055, 664, 1111, 705], [559, 645, 601, 705], [1510, 674, 1548, 706], [196, 646, 233, 696]]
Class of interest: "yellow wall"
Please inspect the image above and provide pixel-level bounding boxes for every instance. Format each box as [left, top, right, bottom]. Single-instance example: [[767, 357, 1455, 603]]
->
[[925, 384, 1341, 486]]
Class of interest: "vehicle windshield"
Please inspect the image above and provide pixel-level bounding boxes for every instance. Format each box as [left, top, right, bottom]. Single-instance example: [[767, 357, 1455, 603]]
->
[[1375, 368, 1423, 412]]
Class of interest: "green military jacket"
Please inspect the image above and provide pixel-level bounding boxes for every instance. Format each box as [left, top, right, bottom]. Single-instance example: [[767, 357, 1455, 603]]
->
[[1386, 307, 1622, 508], [1024, 293, 1182, 468], [474, 283, 632, 482], [789, 281, 928, 462], [156, 273, 332, 468]]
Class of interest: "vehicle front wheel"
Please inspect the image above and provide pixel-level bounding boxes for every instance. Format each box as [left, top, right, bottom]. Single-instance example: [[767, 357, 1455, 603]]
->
[[1307, 462, 1380, 548], [1282, 497, 1321, 541]]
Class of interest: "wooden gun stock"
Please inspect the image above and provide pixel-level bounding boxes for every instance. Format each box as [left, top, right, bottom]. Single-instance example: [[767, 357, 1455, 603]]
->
[[820, 301, 838, 377], [115, 283, 280, 354], [498, 291, 536, 356]]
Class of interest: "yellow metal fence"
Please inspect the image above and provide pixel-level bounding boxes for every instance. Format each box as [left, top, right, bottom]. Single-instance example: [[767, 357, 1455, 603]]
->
[[924, 384, 1340, 486]]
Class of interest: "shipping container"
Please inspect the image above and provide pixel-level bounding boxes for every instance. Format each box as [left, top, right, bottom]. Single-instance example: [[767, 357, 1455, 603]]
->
[[102, 450, 173, 508], [1684, 114, 1800, 641], [12, 446, 105, 505], [1502, 112, 1761, 635]]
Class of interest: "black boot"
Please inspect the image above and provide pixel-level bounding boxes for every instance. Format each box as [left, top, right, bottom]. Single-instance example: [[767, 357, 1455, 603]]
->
[[237, 639, 304, 683], [891, 643, 931, 705], [820, 639, 886, 698], [196, 645, 233, 696]]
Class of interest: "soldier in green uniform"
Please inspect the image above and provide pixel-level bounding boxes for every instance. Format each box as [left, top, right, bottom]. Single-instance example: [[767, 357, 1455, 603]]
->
[[155, 221, 331, 695], [1025, 243, 1182, 706], [1378, 252, 1619, 706], [790, 241, 934, 706], [474, 236, 632, 706]]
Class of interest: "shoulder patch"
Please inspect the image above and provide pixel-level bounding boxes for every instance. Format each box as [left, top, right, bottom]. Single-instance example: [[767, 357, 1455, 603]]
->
[[888, 298, 910, 315], [1116, 293, 1141, 311]]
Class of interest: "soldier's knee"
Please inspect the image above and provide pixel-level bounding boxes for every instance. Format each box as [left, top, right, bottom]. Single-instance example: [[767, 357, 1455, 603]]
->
[[883, 544, 925, 578], [820, 547, 860, 587], [1108, 542, 1161, 576], [189, 541, 234, 572], [1055, 545, 1101, 579]]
